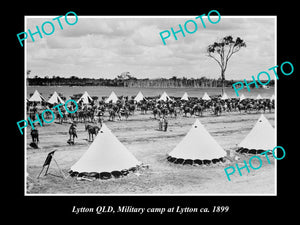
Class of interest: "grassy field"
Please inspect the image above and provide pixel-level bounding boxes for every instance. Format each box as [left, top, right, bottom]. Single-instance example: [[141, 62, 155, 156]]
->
[[26, 110, 275, 195]]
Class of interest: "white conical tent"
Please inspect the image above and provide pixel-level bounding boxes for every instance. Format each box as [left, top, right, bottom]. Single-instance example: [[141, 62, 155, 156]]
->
[[220, 92, 229, 100], [239, 94, 246, 101], [238, 114, 275, 150], [134, 91, 146, 102], [202, 92, 211, 100], [105, 91, 119, 103], [48, 91, 65, 104], [181, 92, 189, 101], [256, 94, 262, 100], [77, 91, 93, 104], [28, 90, 46, 102], [158, 91, 173, 102], [168, 119, 226, 160], [70, 123, 141, 174]]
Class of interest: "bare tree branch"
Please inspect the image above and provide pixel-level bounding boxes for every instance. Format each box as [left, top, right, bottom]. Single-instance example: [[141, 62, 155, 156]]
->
[[207, 53, 223, 68]]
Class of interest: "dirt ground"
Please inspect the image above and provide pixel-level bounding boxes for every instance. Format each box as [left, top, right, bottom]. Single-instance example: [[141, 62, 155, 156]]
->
[[26, 110, 276, 195]]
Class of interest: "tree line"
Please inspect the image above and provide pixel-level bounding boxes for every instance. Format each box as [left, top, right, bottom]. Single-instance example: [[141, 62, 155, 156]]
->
[[27, 75, 274, 88]]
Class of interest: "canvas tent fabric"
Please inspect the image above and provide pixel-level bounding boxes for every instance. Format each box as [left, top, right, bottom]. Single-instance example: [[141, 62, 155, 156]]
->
[[239, 94, 246, 101], [28, 90, 46, 102], [105, 91, 119, 103], [167, 119, 226, 165], [237, 114, 275, 154], [256, 94, 262, 100], [48, 91, 65, 104], [70, 123, 141, 179], [134, 91, 146, 102], [77, 91, 93, 104], [202, 92, 211, 100], [181, 92, 189, 101], [220, 92, 229, 100], [158, 91, 173, 102]]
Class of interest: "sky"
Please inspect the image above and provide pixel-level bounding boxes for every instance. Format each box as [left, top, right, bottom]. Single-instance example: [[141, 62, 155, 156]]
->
[[26, 15, 276, 80]]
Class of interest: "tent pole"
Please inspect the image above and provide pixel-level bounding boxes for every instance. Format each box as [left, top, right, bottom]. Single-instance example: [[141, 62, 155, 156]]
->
[[37, 167, 45, 179], [44, 164, 50, 176], [53, 157, 66, 179]]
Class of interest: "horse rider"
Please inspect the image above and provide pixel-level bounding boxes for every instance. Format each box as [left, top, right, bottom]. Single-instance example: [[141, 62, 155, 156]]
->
[[69, 122, 77, 138], [30, 127, 39, 143], [70, 122, 77, 130]]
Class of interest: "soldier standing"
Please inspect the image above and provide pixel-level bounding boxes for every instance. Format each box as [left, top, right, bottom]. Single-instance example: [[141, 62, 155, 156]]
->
[[163, 116, 168, 132]]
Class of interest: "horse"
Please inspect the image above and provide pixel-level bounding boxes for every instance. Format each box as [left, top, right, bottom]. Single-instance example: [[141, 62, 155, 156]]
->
[[85, 124, 100, 142], [31, 129, 39, 143], [192, 104, 204, 117], [118, 108, 130, 120], [68, 123, 77, 144], [254, 101, 268, 113], [108, 108, 117, 121], [128, 104, 135, 115], [245, 103, 255, 113], [140, 103, 148, 114], [213, 104, 222, 116], [168, 106, 177, 118], [182, 106, 193, 117], [237, 103, 245, 113], [30, 129, 39, 149], [86, 110, 95, 123], [77, 110, 87, 123]]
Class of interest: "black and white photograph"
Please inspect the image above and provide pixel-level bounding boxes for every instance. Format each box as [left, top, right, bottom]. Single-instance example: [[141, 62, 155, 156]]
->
[[23, 14, 278, 196], [12, 3, 300, 219]]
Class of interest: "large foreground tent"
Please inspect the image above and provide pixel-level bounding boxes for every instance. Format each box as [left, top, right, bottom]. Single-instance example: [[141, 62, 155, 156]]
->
[[167, 119, 226, 165], [237, 114, 275, 154], [105, 91, 119, 103], [70, 123, 142, 179]]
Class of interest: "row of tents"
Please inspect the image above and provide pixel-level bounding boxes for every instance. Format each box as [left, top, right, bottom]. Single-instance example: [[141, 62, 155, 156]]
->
[[28, 90, 276, 105], [69, 114, 275, 179]]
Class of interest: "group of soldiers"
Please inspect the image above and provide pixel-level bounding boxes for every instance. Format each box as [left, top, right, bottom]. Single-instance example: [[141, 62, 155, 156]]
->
[[158, 116, 168, 132], [27, 93, 275, 148]]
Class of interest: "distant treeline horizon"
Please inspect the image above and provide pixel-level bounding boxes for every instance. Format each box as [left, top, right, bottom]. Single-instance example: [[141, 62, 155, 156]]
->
[[27, 75, 275, 88]]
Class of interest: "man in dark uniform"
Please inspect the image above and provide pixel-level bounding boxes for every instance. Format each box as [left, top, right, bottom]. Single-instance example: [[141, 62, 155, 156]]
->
[[162, 116, 168, 132]]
